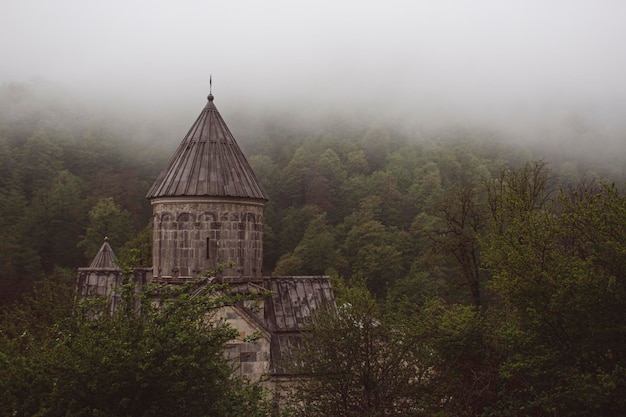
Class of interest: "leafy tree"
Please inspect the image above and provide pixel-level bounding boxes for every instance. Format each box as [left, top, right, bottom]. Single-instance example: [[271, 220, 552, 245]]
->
[[482, 163, 626, 416], [273, 213, 336, 276], [385, 145, 422, 193], [341, 219, 409, 299], [414, 182, 487, 307], [250, 154, 283, 267], [78, 197, 133, 260], [280, 146, 313, 206], [417, 300, 501, 417], [118, 222, 153, 268], [312, 148, 347, 216], [386, 268, 440, 311], [345, 149, 369, 176], [366, 171, 413, 228], [25, 170, 87, 272], [361, 125, 391, 173], [0, 183, 41, 303], [283, 286, 432, 417], [0, 137, 18, 189], [17, 129, 63, 198], [276, 205, 322, 257], [408, 160, 443, 213], [0, 276, 270, 417], [87, 168, 150, 228], [336, 174, 371, 223]]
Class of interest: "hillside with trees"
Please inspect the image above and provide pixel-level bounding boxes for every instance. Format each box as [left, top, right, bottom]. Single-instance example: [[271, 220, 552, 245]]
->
[[1, 81, 626, 416], [0, 82, 165, 303]]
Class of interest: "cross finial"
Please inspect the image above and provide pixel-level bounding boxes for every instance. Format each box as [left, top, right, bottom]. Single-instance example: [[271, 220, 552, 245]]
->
[[208, 75, 214, 102]]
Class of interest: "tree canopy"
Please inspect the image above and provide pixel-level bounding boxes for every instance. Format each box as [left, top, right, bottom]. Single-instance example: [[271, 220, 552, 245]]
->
[[0, 275, 270, 417], [2, 81, 626, 415]]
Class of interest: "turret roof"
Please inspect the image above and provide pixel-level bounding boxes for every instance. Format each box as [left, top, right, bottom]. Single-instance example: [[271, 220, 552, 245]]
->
[[88, 238, 119, 269], [146, 93, 269, 200]]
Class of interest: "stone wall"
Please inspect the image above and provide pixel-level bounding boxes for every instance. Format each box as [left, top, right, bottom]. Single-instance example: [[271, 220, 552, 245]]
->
[[151, 197, 265, 278], [220, 303, 272, 380]]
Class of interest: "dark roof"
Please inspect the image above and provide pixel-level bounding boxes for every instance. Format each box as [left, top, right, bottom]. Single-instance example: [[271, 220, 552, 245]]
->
[[263, 276, 335, 333], [146, 94, 269, 200], [220, 276, 335, 375], [88, 239, 119, 269], [264, 277, 335, 374]]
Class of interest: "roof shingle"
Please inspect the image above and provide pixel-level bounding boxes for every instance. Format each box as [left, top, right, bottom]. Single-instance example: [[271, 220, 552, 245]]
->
[[146, 94, 269, 200], [88, 239, 119, 269]]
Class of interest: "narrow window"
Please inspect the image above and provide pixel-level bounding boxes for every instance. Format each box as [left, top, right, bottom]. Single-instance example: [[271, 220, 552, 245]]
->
[[206, 238, 210, 259]]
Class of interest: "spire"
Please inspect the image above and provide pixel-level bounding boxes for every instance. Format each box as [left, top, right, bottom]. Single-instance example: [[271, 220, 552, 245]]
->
[[146, 92, 269, 200], [88, 237, 120, 269], [208, 75, 214, 102]]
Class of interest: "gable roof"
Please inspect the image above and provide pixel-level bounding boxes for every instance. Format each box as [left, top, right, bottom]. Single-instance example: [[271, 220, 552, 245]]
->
[[264, 276, 335, 374], [146, 93, 269, 201], [221, 276, 336, 375]]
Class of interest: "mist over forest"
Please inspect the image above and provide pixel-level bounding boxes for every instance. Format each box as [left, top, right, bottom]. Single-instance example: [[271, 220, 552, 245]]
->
[[4, 74, 626, 172], [2, 0, 625, 164], [2, 2, 626, 416]]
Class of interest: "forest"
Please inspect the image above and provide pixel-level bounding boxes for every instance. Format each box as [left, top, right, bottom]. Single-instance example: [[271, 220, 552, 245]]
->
[[1, 81, 626, 416]]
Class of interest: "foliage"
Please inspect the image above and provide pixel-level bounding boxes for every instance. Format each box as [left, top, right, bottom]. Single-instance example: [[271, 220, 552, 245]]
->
[[3, 81, 626, 414], [273, 213, 336, 276], [413, 181, 488, 307], [482, 163, 626, 416], [283, 286, 433, 417], [0, 82, 161, 303], [416, 300, 501, 417], [78, 197, 133, 259], [0, 275, 270, 417], [284, 161, 626, 416], [25, 169, 87, 272]]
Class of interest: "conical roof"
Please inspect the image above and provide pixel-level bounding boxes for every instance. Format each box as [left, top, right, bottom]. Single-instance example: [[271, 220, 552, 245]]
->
[[89, 238, 119, 269], [146, 93, 269, 200]]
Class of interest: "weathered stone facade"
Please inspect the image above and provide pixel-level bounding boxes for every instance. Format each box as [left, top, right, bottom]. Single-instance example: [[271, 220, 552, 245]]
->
[[151, 197, 264, 278], [77, 91, 336, 403]]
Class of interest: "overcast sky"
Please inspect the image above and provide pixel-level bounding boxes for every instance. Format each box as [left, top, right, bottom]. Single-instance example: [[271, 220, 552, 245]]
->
[[2, 0, 626, 146]]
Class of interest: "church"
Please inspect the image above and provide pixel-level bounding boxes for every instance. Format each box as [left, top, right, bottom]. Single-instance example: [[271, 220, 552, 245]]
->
[[76, 88, 335, 387]]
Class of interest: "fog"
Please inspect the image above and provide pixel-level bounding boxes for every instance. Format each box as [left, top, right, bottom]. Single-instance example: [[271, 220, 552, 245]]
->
[[2, 0, 626, 157]]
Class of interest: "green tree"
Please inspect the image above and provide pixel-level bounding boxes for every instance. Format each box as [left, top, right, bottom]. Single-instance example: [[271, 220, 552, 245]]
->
[[284, 286, 432, 417], [118, 222, 153, 268], [79, 197, 133, 260], [482, 163, 626, 416], [273, 213, 336, 276], [345, 149, 369, 176], [417, 300, 501, 417], [280, 146, 313, 206], [0, 277, 270, 417], [361, 125, 391, 173], [313, 148, 347, 215], [26, 170, 87, 272], [276, 205, 322, 257], [0, 137, 18, 189], [408, 160, 443, 213], [17, 129, 63, 198], [414, 182, 487, 307], [0, 184, 41, 303], [366, 171, 413, 228], [341, 219, 409, 299]]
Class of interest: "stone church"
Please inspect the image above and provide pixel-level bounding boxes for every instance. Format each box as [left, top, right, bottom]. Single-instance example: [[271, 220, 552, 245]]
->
[[77, 89, 334, 386]]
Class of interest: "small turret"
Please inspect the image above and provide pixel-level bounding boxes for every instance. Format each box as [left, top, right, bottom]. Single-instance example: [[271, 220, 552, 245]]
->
[[88, 237, 119, 269]]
